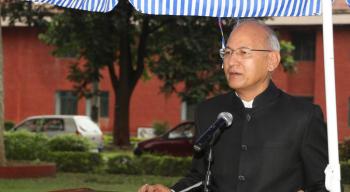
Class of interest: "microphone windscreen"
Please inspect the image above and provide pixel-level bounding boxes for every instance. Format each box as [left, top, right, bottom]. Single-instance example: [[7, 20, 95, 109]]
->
[[217, 112, 233, 127]]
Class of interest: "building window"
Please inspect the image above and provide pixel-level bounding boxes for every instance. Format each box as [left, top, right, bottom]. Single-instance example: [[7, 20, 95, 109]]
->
[[100, 91, 109, 117], [56, 91, 78, 115], [292, 31, 316, 61], [85, 91, 109, 118], [181, 102, 196, 121]]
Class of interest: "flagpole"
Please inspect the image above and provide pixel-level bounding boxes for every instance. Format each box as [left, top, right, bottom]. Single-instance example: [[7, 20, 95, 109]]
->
[[322, 0, 341, 191]]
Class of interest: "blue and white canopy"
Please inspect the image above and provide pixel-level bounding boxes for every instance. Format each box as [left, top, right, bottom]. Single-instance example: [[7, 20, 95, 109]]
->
[[28, 0, 347, 192], [130, 0, 321, 17], [32, 0, 322, 17]]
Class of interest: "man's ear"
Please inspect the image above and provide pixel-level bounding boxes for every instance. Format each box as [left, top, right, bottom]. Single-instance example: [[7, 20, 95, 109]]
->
[[267, 51, 281, 72]]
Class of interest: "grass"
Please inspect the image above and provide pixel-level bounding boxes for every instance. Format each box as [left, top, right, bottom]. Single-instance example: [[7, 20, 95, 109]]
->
[[1, 172, 349, 192], [0, 173, 180, 192], [0, 172, 349, 192]]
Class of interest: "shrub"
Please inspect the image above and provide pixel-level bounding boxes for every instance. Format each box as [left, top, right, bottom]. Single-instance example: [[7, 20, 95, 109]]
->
[[4, 121, 15, 131], [103, 133, 113, 146], [45, 151, 103, 173], [341, 161, 350, 184], [4, 131, 103, 173], [48, 134, 93, 152], [107, 155, 141, 175], [136, 154, 162, 175], [339, 138, 350, 161], [138, 154, 191, 176], [107, 154, 192, 176], [157, 156, 192, 176], [152, 121, 169, 136], [4, 130, 49, 161]]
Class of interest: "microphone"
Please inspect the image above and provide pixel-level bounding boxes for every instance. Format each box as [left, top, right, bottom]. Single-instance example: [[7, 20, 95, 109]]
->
[[193, 112, 233, 152]]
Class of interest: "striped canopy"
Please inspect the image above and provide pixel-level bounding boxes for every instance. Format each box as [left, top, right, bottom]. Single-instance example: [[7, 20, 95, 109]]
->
[[27, 1, 347, 192], [31, 0, 322, 17]]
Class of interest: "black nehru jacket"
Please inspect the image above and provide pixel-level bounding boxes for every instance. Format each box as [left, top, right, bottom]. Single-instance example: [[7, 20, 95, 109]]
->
[[171, 82, 328, 192]]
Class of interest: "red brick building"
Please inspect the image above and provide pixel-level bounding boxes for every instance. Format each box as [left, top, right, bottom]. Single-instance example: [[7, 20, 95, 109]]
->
[[2, 4, 350, 140], [2, 26, 183, 135]]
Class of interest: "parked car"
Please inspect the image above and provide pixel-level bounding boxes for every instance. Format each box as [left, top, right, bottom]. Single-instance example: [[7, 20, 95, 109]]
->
[[13, 115, 103, 151], [134, 121, 195, 157]]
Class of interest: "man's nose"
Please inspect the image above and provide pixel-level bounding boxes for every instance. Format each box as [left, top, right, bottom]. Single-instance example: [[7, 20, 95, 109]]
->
[[225, 54, 241, 67]]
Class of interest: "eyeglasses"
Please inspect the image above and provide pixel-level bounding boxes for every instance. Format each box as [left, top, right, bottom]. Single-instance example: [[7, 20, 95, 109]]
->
[[219, 47, 272, 60]]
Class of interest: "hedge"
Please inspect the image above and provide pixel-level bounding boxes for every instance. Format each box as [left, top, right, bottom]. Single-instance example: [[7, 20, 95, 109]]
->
[[4, 131, 101, 173], [341, 161, 350, 184], [106, 154, 350, 181], [4, 131, 49, 161], [4, 121, 15, 131], [107, 154, 191, 176], [7, 130, 350, 180], [45, 151, 103, 173], [48, 134, 94, 152], [107, 155, 141, 175], [339, 138, 350, 161]]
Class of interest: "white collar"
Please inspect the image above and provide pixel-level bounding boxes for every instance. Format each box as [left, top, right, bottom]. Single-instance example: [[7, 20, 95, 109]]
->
[[235, 92, 254, 108], [241, 99, 253, 108]]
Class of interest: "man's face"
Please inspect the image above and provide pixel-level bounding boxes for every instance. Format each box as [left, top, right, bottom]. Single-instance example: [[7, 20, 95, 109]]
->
[[223, 23, 279, 93]]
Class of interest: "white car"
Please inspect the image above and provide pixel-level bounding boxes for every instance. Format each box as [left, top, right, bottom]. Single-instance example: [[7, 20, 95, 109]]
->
[[13, 115, 103, 151]]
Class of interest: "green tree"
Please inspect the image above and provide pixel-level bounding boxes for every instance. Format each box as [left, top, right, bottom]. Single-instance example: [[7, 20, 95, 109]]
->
[[149, 17, 227, 104], [1, 1, 295, 147], [1, 1, 52, 27], [148, 18, 295, 104], [1, 0, 155, 146], [39, 6, 154, 146], [2, 1, 176, 147]]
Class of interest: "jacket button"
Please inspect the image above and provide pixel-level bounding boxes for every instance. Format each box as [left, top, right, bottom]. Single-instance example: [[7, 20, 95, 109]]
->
[[246, 114, 251, 122], [241, 145, 248, 151], [238, 175, 246, 181]]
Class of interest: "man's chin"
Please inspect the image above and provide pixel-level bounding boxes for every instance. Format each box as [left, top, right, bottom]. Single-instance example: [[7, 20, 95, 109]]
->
[[228, 84, 244, 91], [227, 81, 245, 90]]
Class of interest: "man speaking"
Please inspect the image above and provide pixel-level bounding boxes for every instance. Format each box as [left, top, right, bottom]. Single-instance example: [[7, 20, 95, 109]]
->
[[138, 19, 328, 192]]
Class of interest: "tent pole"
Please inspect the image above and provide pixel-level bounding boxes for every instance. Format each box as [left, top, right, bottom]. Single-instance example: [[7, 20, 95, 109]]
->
[[322, 0, 341, 191]]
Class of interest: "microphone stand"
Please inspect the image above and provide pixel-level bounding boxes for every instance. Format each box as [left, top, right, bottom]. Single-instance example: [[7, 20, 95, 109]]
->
[[203, 147, 213, 192], [203, 129, 221, 192]]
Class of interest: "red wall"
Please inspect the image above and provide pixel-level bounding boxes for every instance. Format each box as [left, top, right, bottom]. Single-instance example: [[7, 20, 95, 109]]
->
[[314, 26, 350, 140], [4, 27, 71, 120], [273, 26, 350, 141], [273, 61, 315, 96], [2, 27, 181, 135], [2, 25, 350, 140]]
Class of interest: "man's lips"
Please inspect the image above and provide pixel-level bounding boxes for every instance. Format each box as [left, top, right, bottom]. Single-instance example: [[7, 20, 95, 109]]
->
[[228, 71, 243, 76]]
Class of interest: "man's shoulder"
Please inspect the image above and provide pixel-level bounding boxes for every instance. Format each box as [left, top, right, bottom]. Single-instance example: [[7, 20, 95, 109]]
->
[[198, 92, 233, 108], [279, 91, 321, 112]]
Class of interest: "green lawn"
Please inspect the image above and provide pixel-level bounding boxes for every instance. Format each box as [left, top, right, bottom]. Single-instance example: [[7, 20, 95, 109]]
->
[[0, 173, 180, 192], [0, 173, 349, 192]]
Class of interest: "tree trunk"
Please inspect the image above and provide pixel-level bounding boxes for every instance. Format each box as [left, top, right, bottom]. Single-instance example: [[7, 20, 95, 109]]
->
[[112, 0, 133, 147], [108, 1, 149, 147], [0, 12, 7, 166], [113, 86, 131, 146]]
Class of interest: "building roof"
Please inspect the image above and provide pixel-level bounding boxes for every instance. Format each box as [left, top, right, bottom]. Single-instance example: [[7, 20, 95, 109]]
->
[[265, 14, 350, 26]]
